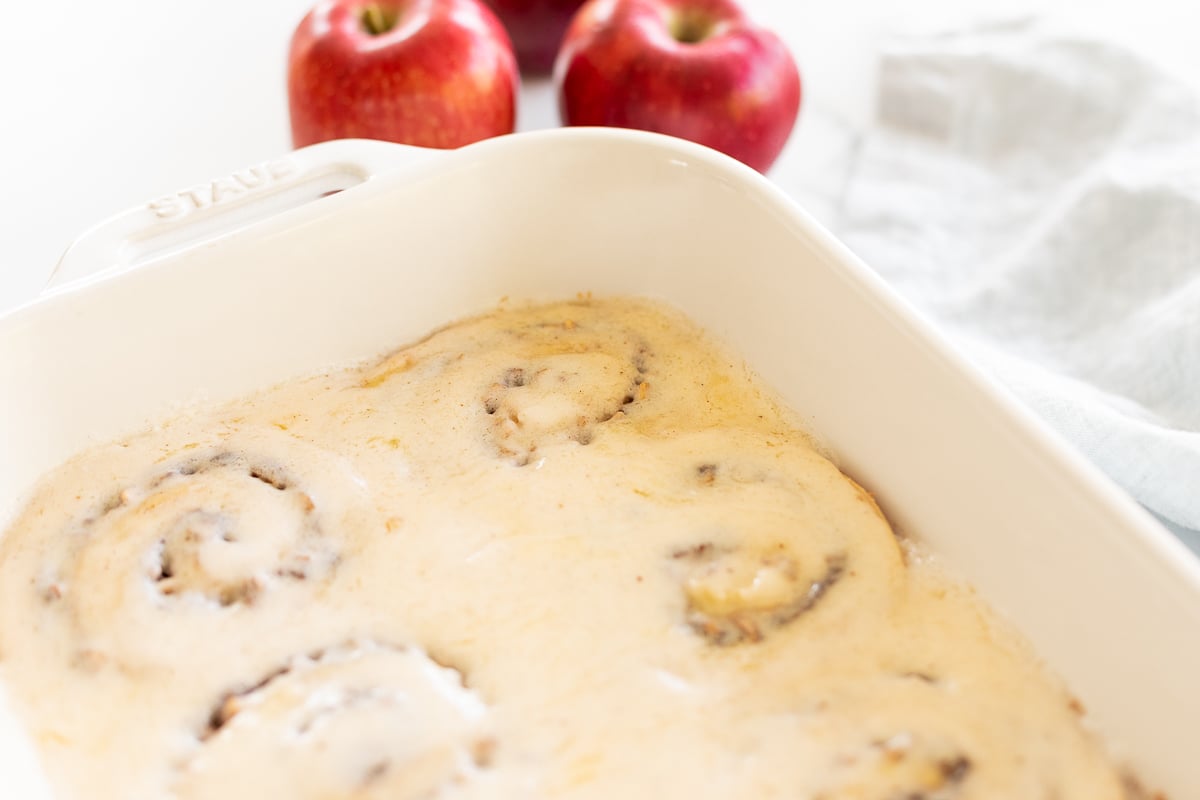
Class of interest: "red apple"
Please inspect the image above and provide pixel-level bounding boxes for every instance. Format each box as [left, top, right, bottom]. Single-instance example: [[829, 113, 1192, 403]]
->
[[288, 0, 519, 149], [554, 0, 800, 172], [481, 0, 587, 73]]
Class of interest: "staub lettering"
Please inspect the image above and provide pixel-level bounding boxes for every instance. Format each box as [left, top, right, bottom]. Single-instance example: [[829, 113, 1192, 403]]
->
[[148, 159, 297, 219]]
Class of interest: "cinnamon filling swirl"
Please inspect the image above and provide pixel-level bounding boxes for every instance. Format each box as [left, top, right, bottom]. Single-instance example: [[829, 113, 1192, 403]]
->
[[675, 541, 847, 646]]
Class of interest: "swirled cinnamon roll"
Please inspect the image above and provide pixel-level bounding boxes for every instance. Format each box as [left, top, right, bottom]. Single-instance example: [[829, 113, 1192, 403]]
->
[[358, 300, 655, 466], [12, 428, 380, 670], [175, 640, 494, 800], [641, 429, 907, 647]]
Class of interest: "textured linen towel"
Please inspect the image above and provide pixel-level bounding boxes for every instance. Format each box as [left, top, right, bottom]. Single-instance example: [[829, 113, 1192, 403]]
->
[[837, 18, 1200, 553]]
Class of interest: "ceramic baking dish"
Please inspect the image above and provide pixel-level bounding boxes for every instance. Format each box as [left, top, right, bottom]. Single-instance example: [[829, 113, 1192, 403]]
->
[[1, 130, 1197, 798]]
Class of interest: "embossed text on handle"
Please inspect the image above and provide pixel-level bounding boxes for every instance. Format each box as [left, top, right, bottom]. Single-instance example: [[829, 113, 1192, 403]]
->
[[148, 159, 298, 220]]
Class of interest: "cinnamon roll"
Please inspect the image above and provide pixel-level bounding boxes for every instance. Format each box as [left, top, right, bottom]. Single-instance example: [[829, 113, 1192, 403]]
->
[[175, 640, 494, 800], [358, 300, 654, 466], [31, 429, 380, 669], [658, 432, 906, 647]]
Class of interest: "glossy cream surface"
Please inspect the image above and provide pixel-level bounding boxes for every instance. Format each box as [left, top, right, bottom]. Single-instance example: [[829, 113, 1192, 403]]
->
[[0, 297, 1133, 799]]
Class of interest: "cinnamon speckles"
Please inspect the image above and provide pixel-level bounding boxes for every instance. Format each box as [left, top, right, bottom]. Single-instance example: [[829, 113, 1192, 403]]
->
[[632, 347, 650, 376], [471, 736, 498, 769], [939, 755, 972, 785], [98, 491, 129, 516], [501, 367, 527, 388], [671, 542, 714, 561], [39, 577, 66, 603], [899, 670, 940, 685]]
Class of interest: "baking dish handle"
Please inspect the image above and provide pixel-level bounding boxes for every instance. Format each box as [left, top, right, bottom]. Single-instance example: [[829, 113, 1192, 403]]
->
[[46, 139, 440, 292]]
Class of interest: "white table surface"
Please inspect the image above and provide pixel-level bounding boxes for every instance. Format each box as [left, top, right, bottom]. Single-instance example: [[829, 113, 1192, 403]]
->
[[2, 0, 1198, 314]]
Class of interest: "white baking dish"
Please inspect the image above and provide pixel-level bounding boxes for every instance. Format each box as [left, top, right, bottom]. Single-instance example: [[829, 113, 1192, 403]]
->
[[1, 130, 1197, 797]]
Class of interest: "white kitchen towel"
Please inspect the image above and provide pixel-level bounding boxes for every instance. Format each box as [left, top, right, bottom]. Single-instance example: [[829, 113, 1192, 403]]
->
[[837, 18, 1200, 553]]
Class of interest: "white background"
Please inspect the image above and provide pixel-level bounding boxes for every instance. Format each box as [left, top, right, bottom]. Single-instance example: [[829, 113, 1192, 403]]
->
[[1, 0, 1198, 314]]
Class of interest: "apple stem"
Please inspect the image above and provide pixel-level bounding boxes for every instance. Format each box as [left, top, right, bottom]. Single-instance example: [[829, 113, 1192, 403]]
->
[[669, 11, 716, 44], [361, 3, 398, 35]]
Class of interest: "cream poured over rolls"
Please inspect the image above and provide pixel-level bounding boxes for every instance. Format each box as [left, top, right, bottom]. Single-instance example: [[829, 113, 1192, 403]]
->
[[0, 297, 1145, 799]]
